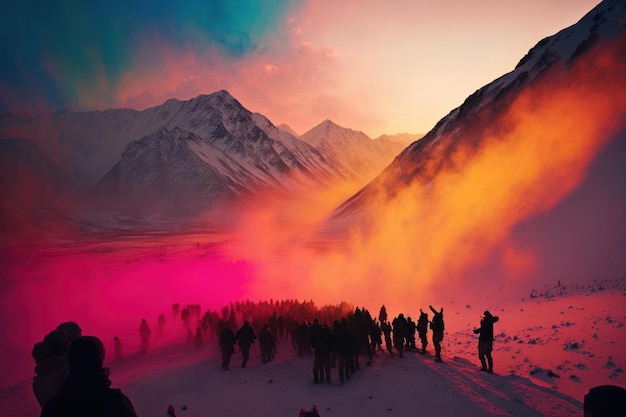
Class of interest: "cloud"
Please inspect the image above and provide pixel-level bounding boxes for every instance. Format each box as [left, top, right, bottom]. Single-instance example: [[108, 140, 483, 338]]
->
[[0, 0, 301, 113]]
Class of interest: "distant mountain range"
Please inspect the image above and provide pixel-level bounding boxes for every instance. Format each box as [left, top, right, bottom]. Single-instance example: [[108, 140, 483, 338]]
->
[[2, 0, 622, 252], [0, 90, 417, 216]]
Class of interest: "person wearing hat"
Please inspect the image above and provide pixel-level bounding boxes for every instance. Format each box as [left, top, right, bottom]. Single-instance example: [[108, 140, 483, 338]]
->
[[41, 336, 137, 417], [56, 322, 82, 342], [473, 310, 500, 373], [429, 306, 445, 362], [32, 330, 72, 407]]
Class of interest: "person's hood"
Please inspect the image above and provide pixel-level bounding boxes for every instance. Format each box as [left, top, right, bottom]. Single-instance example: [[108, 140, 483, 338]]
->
[[34, 353, 69, 376]]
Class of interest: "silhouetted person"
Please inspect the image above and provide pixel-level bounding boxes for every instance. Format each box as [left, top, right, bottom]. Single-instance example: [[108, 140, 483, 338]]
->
[[370, 319, 383, 352], [113, 337, 123, 361], [378, 305, 387, 324], [259, 324, 276, 363], [236, 321, 256, 368], [139, 319, 151, 354], [311, 323, 332, 383], [181, 307, 190, 328], [417, 310, 429, 354], [220, 322, 236, 370], [32, 330, 72, 408], [381, 320, 393, 355], [41, 336, 137, 417], [429, 305, 444, 362], [332, 320, 350, 383], [473, 310, 499, 373], [392, 314, 406, 358], [405, 316, 416, 350], [56, 322, 82, 343]]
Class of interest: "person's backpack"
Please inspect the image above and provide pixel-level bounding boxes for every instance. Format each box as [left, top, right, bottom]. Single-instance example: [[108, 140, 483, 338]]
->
[[431, 314, 444, 332]]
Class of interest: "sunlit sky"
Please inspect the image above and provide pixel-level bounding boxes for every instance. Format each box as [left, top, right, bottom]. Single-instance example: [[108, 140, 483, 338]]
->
[[0, 1, 600, 137]]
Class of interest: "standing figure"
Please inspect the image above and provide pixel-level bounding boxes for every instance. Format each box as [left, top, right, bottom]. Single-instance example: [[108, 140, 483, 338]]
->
[[332, 321, 348, 383], [381, 320, 393, 355], [311, 324, 332, 383], [114, 337, 123, 361], [32, 330, 72, 408], [392, 314, 406, 358], [429, 306, 444, 362], [139, 319, 151, 354], [405, 317, 416, 351], [259, 324, 276, 363], [473, 310, 499, 373], [220, 322, 236, 370], [416, 310, 429, 354], [236, 321, 257, 368], [378, 305, 387, 324]]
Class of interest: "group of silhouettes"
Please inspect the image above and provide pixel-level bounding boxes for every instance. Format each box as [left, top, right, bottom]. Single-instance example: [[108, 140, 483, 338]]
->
[[377, 305, 445, 362], [205, 301, 496, 384], [30, 300, 500, 416]]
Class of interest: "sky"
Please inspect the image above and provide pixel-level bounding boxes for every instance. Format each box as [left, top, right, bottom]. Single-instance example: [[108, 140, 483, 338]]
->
[[0, 0, 601, 138]]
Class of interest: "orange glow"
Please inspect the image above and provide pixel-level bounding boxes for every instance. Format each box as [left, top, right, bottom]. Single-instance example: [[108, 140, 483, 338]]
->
[[221, 35, 626, 314]]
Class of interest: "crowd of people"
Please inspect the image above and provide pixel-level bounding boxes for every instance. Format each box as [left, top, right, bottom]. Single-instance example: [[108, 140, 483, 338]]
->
[[30, 300, 500, 415]]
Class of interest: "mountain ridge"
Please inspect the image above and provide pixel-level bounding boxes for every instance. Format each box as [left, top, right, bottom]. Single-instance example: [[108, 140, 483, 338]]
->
[[333, 0, 626, 220], [1, 90, 411, 219]]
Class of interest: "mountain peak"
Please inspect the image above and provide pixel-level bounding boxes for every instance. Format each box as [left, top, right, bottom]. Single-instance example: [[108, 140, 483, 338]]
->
[[277, 123, 299, 137], [212, 89, 236, 100], [300, 119, 373, 146], [189, 90, 237, 105], [320, 119, 340, 129]]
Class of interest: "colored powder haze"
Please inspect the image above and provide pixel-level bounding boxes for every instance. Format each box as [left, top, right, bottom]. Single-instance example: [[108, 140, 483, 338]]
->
[[1, 0, 625, 401]]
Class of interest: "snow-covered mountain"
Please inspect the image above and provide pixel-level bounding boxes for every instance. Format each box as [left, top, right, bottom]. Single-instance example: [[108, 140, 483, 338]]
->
[[300, 119, 408, 183], [1, 91, 342, 189], [92, 127, 258, 211], [277, 123, 299, 137], [334, 0, 626, 218], [2, 91, 385, 216], [375, 133, 423, 148]]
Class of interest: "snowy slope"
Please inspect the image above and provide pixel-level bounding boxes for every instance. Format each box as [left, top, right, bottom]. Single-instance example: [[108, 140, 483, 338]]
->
[[92, 127, 272, 212], [277, 123, 300, 137], [7, 276, 624, 417], [334, 0, 626, 217]]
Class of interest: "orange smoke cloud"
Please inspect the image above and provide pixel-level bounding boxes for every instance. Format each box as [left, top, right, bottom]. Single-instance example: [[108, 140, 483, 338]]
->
[[225, 34, 626, 314]]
